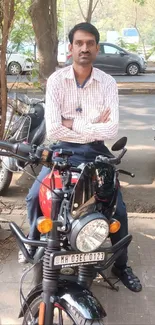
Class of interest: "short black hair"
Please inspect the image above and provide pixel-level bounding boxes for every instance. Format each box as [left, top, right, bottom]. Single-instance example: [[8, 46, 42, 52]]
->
[[68, 22, 100, 44]]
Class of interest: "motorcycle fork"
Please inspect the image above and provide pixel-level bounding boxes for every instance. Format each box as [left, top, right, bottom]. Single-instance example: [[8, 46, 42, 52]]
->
[[40, 222, 60, 325], [78, 265, 95, 289]]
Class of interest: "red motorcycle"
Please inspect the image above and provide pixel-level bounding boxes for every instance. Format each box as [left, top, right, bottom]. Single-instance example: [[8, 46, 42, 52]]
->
[[0, 138, 133, 325]]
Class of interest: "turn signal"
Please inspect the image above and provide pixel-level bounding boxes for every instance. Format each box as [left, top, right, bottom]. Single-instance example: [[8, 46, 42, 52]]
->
[[37, 217, 53, 234], [109, 220, 121, 233], [39, 301, 45, 325]]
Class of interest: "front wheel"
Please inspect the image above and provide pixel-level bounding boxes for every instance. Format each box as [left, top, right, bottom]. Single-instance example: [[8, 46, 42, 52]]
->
[[23, 295, 104, 325], [126, 63, 139, 76], [0, 162, 13, 195]]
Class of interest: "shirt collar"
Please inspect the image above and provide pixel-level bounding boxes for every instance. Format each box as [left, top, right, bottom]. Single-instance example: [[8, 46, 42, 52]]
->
[[63, 65, 102, 83]]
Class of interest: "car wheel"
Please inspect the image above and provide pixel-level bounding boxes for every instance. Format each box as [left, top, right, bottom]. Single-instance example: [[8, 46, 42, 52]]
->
[[126, 63, 139, 76], [8, 61, 22, 75]]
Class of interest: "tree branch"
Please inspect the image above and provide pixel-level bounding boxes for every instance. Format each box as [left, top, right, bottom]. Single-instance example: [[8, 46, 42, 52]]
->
[[77, 0, 86, 21], [92, 0, 99, 14]]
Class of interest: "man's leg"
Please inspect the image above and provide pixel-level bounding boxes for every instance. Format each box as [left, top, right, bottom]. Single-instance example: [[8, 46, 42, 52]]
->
[[110, 187, 142, 292], [26, 166, 51, 240], [110, 189, 128, 267], [18, 166, 51, 263]]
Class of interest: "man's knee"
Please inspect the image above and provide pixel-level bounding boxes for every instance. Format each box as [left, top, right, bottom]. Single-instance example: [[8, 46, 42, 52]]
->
[[26, 166, 50, 204], [26, 183, 40, 204]]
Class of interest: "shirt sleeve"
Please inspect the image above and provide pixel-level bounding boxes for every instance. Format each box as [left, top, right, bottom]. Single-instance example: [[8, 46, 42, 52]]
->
[[45, 76, 80, 142], [72, 78, 119, 141]]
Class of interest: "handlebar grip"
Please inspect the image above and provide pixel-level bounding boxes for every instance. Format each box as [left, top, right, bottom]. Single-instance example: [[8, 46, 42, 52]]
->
[[0, 140, 32, 158], [16, 143, 32, 157], [0, 140, 17, 152]]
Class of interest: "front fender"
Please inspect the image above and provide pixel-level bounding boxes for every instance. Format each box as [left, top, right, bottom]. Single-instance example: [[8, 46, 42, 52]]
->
[[19, 280, 106, 320]]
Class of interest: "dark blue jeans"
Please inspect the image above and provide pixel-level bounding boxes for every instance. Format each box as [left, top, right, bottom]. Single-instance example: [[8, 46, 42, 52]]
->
[[26, 141, 128, 267]]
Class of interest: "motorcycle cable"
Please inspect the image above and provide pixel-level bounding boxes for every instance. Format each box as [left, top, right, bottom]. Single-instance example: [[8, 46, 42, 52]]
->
[[19, 261, 41, 325]]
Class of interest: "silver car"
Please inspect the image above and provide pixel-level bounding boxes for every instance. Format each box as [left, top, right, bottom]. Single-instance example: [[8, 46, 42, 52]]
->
[[66, 42, 147, 76]]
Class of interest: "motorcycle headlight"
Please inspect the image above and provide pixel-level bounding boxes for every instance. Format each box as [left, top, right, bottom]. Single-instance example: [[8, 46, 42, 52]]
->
[[69, 212, 109, 253]]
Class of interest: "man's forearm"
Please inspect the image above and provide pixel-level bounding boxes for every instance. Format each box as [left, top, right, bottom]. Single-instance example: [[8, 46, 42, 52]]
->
[[62, 117, 73, 129]]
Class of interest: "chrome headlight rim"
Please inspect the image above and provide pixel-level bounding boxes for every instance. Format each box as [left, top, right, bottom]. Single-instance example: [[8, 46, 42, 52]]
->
[[69, 212, 109, 253]]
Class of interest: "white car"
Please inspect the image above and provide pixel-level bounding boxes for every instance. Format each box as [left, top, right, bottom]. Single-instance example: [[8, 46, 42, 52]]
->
[[6, 52, 34, 75]]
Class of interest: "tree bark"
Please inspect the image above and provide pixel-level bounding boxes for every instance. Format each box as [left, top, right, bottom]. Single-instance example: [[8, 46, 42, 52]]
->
[[0, 0, 14, 139], [29, 0, 58, 83]]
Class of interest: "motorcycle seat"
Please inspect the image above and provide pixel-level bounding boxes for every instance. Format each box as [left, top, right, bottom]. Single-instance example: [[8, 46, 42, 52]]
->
[[29, 120, 46, 146]]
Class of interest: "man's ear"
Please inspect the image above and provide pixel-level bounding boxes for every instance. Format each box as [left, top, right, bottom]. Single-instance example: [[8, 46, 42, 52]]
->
[[68, 43, 72, 53], [96, 44, 100, 54]]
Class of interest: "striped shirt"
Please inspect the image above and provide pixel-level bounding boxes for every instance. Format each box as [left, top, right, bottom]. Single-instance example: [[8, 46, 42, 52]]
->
[[45, 65, 119, 144]]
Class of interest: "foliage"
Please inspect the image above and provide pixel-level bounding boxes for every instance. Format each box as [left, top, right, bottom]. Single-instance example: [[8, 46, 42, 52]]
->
[[9, 0, 35, 53], [133, 0, 146, 4]]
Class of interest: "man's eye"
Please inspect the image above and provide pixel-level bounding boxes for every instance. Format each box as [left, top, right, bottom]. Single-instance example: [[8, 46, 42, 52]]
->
[[88, 41, 95, 46], [76, 41, 82, 46]]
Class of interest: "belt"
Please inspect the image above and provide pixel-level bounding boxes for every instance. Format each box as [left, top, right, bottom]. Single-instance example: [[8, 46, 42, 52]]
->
[[60, 141, 104, 147]]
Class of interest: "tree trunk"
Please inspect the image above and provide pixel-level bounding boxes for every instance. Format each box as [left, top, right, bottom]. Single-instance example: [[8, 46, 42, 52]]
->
[[77, 0, 99, 23], [0, 0, 14, 139], [29, 0, 58, 83], [87, 0, 93, 23]]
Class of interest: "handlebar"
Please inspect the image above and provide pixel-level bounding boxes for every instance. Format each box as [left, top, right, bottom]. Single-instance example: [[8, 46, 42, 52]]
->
[[0, 140, 127, 168]]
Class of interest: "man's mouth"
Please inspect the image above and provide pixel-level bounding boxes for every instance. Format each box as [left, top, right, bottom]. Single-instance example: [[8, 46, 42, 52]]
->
[[80, 53, 90, 57]]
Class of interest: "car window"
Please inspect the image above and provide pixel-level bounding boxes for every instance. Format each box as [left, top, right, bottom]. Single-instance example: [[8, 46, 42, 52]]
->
[[99, 44, 104, 54], [104, 45, 120, 54]]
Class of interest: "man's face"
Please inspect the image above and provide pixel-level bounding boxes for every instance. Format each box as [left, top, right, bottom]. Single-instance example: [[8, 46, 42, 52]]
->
[[69, 30, 99, 66]]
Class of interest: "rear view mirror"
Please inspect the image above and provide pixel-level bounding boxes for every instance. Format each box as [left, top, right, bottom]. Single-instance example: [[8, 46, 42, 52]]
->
[[120, 51, 126, 56], [111, 137, 127, 151]]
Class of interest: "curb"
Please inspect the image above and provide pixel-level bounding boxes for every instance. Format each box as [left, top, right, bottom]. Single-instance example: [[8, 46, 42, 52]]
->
[[128, 212, 155, 219], [118, 88, 155, 95], [146, 69, 155, 74], [8, 88, 155, 95]]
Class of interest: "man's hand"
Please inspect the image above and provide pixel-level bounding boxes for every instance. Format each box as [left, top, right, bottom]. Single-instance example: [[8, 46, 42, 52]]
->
[[99, 108, 111, 123], [62, 117, 73, 129]]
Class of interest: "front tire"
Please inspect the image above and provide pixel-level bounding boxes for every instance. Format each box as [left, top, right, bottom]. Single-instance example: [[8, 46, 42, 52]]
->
[[126, 63, 139, 76], [23, 295, 104, 325], [8, 61, 22, 75], [0, 162, 13, 195]]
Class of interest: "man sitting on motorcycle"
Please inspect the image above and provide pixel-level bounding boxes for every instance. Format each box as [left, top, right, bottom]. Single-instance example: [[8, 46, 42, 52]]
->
[[19, 22, 142, 293]]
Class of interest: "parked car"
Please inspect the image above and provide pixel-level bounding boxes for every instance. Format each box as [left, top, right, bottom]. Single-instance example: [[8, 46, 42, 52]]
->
[[66, 42, 147, 76], [6, 51, 34, 75]]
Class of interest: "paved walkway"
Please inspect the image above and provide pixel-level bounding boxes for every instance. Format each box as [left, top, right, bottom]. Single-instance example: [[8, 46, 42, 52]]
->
[[0, 206, 155, 325]]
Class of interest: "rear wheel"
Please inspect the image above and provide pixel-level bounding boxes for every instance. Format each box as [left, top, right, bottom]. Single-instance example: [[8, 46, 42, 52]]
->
[[0, 161, 13, 195], [23, 295, 104, 325]]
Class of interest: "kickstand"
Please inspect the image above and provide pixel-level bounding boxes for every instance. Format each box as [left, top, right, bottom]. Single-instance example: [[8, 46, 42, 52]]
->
[[98, 270, 119, 291]]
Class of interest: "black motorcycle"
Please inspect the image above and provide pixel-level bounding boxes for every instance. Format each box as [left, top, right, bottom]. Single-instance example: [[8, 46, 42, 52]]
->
[[0, 138, 133, 325], [0, 94, 46, 195]]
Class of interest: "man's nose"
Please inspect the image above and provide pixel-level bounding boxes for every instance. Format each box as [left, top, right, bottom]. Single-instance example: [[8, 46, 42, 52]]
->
[[81, 43, 88, 52]]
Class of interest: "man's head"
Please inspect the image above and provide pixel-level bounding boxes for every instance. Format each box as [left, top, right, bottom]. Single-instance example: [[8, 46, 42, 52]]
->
[[68, 22, 100, 66]]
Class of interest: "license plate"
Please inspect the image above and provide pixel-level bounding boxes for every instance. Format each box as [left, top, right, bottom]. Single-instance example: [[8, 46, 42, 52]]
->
[[53, 251, 105, 267]]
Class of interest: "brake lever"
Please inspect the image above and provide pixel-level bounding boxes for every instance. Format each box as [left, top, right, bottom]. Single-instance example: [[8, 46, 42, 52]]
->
[[118, 169, 135, 178]]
